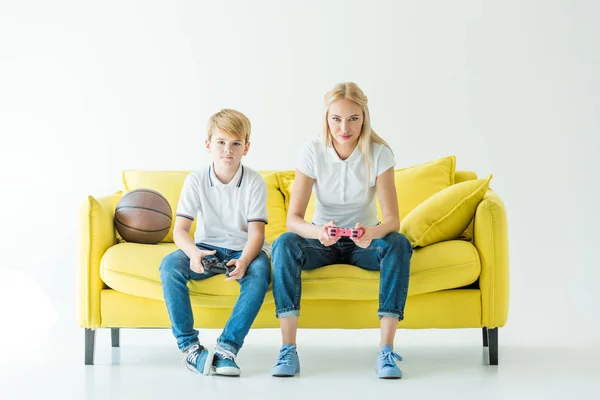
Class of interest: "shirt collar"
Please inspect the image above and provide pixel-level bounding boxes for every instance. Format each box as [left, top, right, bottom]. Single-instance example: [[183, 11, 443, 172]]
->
[[208, 163, 244, 187], [326, 142, 362, 163]]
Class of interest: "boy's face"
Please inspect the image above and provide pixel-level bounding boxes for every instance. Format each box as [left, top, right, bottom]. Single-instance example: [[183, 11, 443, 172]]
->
[[205, 131, 250, 168]]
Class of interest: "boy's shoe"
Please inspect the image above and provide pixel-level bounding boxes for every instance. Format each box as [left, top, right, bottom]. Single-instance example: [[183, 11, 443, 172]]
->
[[212, 346, 241, 376], [271, 344, 300, 377], [183, 344, 214, 375], [376, 344, 403, 379]]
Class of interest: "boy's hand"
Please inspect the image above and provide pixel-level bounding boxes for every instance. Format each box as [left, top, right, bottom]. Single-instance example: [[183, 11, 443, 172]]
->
[[190, 249, 217, 274], [225, 258, 249, 281], [319, 220, 340, 247], [351, 223, 372, 249]]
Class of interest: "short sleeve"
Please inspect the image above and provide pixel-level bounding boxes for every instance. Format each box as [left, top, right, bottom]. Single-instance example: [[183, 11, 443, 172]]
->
[[176, 174, 200, 221], [247, 177, 268, 224], [296, 141, 316, 179], [376, 145, 396, 176]]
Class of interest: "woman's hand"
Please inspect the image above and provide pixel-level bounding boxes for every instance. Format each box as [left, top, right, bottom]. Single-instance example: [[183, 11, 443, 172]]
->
[[319, 220, 340, 247], [351, 223, 373, 249]]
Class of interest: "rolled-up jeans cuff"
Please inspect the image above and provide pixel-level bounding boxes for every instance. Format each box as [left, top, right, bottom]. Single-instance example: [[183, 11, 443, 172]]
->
[[216, 339, 240, 356], [181, 340, 200, 353], [378, 310, 403, 320], [276, 308, 300, 318]]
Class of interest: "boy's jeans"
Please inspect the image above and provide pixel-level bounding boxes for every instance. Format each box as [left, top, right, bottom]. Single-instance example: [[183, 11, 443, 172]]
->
[[272, 232, 412, 320], [159, 243, 271, 354]]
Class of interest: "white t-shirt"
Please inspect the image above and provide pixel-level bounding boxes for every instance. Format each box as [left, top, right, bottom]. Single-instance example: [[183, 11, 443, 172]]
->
[[297, 137, 395, 228], [176, 163, 272, 256]]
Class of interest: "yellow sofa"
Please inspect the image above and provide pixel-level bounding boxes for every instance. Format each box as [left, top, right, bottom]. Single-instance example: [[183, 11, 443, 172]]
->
[[78, 165, 509, 366]]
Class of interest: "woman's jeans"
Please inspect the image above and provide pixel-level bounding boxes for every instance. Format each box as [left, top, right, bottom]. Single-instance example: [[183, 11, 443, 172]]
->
[[272, 232, 412, 320], [159, 243, 271, 354]]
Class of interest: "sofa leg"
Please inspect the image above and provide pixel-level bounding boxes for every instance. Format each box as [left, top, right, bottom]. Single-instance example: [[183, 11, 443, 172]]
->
[[111, 328, 120, 348], [487, 328, 498, 365], [85, 329, 96, 365], [482, 327, 488, 347]]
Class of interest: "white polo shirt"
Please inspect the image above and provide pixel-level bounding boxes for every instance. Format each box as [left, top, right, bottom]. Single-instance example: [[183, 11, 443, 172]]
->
[[176, 163, 272, 256], [297, 137, 395, 228]]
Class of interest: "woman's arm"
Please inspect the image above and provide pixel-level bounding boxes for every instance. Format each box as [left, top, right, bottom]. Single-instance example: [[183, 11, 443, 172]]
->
[[354, 167, 399, 247], [286, 169, 320, 238], [286, 169, 339, 245], [372, 167, 400, 237]]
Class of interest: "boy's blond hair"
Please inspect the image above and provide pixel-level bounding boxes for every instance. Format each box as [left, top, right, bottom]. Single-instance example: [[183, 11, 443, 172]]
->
[[207, 109, 251, 143]]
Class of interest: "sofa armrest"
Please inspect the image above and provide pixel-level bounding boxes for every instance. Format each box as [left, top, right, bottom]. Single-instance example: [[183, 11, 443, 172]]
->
[[473, 190, 510, 328], [78, 192, 121, 328]]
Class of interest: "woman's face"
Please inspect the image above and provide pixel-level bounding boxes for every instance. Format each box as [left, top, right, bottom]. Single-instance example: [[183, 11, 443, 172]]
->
[[327, 98, 364, 148]]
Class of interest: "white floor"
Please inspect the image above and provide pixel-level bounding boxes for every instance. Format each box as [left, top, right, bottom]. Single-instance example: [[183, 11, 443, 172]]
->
[[1, 326, 598, 400]]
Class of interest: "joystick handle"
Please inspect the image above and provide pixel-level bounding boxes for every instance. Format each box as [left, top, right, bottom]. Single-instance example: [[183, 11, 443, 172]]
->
[[327, 227, 365, 239]]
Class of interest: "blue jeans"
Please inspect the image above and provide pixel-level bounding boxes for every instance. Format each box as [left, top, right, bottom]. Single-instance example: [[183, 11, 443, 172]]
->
[[272, 232, 412, 320], [159, 243, 271, 354]]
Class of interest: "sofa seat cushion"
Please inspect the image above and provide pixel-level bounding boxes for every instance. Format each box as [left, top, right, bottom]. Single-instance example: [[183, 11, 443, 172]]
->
[[100, 240, 480, 303], [301, 240, 480, 298]]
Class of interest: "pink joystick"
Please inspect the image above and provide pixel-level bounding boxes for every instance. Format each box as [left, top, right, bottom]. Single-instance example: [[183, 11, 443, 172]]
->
[[327, 227, 365, 240]]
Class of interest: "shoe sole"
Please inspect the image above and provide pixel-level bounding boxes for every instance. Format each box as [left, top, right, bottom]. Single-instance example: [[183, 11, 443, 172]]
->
[[184, 348, 214, 376], [212, 366, 241, 376], [272, 368, 300, 377], [376, 369, 402, 379]]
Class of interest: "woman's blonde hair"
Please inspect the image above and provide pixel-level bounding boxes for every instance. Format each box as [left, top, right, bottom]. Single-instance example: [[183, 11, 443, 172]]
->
[[207, 109, 251, 142], [322, 82, 390, 184]]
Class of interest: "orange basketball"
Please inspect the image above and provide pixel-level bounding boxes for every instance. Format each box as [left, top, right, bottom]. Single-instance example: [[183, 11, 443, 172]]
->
[[114, 189, 172, 244]]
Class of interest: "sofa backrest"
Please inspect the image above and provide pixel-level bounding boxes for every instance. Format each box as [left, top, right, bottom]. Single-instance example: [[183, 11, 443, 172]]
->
[[120, 166, 477, 244]]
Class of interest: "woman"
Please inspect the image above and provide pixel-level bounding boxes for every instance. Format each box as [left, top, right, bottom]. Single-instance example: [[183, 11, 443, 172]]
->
[[271, 82, 413, 379]]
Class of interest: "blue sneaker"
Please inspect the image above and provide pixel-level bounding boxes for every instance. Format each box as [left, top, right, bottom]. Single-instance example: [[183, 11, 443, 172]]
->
[[183, 344, 214, 375], [212, 346, 241, 376], [271, 344, 300, 377], [376, 345, 403, 379]]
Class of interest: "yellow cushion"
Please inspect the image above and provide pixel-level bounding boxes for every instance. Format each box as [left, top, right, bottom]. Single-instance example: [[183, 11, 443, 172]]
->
[[394, 155, 456, 220], [455, 170, 478, 183], [100, 243, 243, 305], [401, 175, 492, 247], [121, 170, 287, 244], [99, 240, 480, 304]]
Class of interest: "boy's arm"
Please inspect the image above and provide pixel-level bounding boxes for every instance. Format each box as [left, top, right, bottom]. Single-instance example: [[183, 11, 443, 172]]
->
[[226, 176, 268, 280], [173, 216, 216, 274], [226, 221, 265, 281], [173, 216, 197, 257], [239, 221, 266, 265], [174, 173, 216, 273], [173, 217, 210, 260]]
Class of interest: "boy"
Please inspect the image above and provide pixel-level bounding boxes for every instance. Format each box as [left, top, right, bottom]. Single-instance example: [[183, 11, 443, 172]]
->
[[159, 109, 271, 377]]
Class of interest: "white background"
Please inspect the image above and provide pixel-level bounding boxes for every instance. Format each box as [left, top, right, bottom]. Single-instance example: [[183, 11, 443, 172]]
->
[[0, 0, 599, 356]]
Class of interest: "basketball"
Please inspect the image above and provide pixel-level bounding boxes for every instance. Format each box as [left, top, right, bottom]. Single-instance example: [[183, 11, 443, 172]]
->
[[114, 189, 172, 244]]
